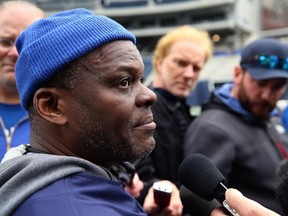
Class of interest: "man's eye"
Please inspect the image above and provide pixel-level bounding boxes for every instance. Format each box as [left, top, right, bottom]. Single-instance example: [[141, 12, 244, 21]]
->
[[119, 78, 131, 87], [257, 81, 266, 88], [0, 38, 14, 48], [193, 66, 201, 73], [174, 59, 188, 67], [273, 83, 286, 91]]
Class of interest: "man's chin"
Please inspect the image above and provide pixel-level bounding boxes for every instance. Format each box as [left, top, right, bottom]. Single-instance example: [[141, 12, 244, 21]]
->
[[174, 90, 190, 98], [253, 111, 269, 121], [4, 73, 16, 82], [252, 105, 273, 120]]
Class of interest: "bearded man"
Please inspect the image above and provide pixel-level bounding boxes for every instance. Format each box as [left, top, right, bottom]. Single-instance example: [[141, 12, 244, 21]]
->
[[184, 38, 288, 215]]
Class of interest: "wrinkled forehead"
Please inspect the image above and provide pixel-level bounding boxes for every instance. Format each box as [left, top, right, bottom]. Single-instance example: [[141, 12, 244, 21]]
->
[[95, 40, 142, 66], [0, 6, 43, 35]]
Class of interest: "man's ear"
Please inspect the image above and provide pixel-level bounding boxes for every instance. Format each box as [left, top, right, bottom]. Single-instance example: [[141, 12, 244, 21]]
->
[[155, 58, 163, 75], [33, 88, 67, 125], [233, 65, 244, 85]]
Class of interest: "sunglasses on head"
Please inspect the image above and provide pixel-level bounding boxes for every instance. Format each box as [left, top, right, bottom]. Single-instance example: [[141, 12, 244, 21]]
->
[[241, 55, 288, 71]]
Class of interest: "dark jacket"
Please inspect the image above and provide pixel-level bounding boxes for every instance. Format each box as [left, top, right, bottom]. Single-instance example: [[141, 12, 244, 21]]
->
[[133, 87, 219, 215], [184, 83, 288, 215], [142, 87, 194, 185], [0, 149, 147, 216]]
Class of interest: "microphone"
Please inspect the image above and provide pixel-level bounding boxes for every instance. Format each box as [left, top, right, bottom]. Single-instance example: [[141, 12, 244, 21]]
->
[[180, 185, 221, 216], [178, 154, 239, 216]]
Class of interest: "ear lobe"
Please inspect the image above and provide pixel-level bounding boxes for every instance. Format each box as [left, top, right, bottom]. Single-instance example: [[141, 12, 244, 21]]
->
[[33, 88, 67, 125]]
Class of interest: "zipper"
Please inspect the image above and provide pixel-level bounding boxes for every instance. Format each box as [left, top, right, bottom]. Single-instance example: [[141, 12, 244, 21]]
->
[[5, 115, 29, 151]]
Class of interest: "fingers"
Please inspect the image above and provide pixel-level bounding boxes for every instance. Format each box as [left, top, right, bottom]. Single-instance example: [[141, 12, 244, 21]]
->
[[143, 180, 183, 216], [210, 189, 281, 216], [225, 189, 280, 216], [124, 173, 144, 198], [143, 186, 160, 214]]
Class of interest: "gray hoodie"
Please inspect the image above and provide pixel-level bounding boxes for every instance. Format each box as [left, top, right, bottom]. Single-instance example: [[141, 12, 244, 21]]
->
[[0, 147, 114, 216]]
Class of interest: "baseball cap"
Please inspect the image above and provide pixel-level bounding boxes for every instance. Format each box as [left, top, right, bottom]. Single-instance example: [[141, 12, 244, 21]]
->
[[240, 38, 288, 80]]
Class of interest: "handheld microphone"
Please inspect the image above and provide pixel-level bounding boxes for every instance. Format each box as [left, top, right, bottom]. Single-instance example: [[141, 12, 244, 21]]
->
[[178, 154, 239, 216]]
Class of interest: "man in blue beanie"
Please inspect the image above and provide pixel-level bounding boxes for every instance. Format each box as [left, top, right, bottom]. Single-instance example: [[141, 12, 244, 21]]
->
[[0, 8, 182, 216]]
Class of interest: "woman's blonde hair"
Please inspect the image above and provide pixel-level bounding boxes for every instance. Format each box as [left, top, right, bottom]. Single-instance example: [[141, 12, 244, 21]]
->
[[152, 25, 213, 71]]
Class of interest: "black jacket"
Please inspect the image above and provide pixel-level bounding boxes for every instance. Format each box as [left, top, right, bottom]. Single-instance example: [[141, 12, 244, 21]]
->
[[147, 87, 194, 185], [135, 88, 221, 215], [135, 87, 193, 202], [184, 92, 288, 215]]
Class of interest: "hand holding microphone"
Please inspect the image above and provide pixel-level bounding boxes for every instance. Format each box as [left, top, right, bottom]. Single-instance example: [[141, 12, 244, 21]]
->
[[178, 154, 281, 216], [211, 188, 280, 216], [143, 180, 183, 216]]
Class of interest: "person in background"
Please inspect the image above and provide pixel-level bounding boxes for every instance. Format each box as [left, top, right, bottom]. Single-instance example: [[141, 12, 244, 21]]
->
[[0, 8, 182, 216], [0, 1, 44, 160], [184, 38, 288, 215], [147, 25, 213, 185], [129, 25, 213, 215], [135, 24, 212, 185]]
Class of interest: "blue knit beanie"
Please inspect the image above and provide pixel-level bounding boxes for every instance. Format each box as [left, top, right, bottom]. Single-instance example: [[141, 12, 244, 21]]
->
[[15, 8, 136, 110]]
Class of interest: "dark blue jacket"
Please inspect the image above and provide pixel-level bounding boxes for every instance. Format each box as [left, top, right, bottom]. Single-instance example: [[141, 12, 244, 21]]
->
[[13, 172, 146, 216], [0, 153, 147, 216]]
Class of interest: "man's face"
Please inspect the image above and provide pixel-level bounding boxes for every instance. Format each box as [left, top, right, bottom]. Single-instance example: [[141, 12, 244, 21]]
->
[[0, 6, 43, 90], [64, 40, 157, 164], [156, 40, 206, 97], [238, 71, 287, 120]]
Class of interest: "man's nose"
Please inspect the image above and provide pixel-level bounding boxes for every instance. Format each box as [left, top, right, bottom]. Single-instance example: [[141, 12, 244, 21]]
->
[[7, 45, 19, 57], [183, 65, 195, 78], [136, 85, 157, 107], [260, 88, 273, 100]]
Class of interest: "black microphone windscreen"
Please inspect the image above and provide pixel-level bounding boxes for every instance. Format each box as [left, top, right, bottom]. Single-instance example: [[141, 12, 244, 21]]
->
[[180, 185, 221, 216], [178, 154, 225, 201]]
